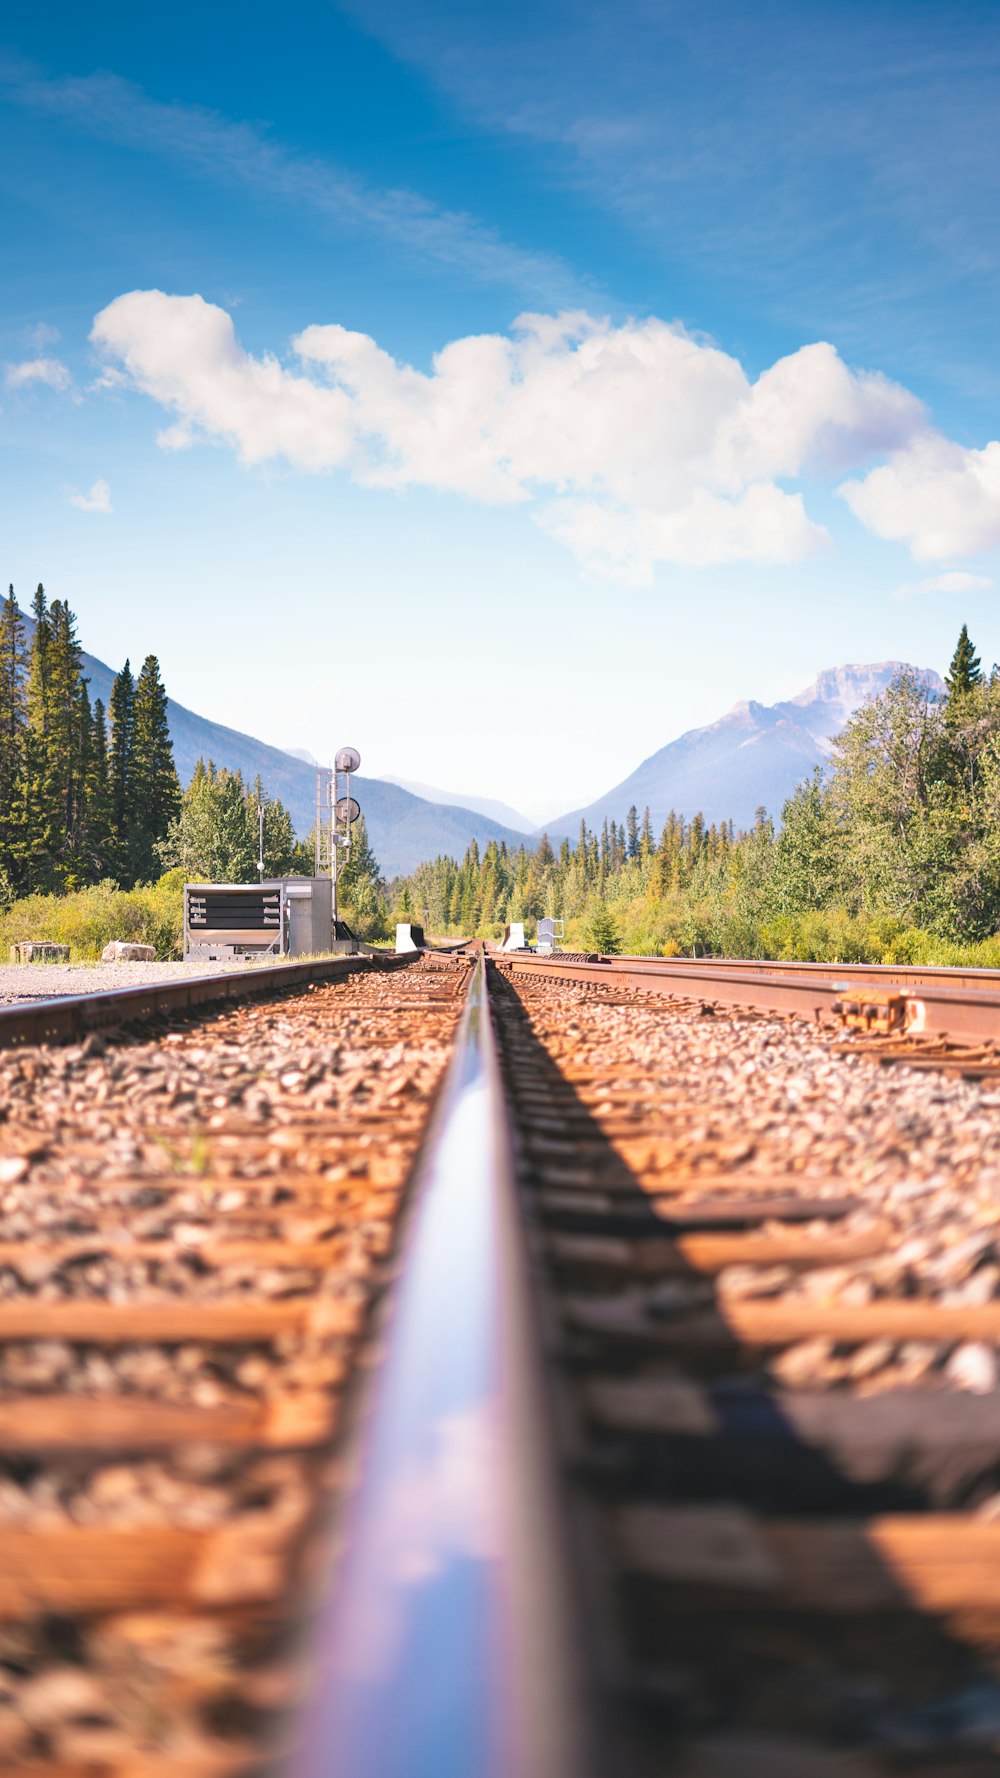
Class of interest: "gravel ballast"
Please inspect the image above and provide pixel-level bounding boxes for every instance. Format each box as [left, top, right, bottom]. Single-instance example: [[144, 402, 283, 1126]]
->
[[0, 959, 271, 1006]]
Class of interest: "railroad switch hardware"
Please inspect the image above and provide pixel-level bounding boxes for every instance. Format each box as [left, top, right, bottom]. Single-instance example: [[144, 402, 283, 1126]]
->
[[184, 878, 334, 961], [537, 917, 565, 952], [831, 987, 909, 1035]]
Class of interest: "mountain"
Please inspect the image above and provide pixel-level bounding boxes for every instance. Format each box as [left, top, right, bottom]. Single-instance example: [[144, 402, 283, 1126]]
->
[[543, 663, 946, 839], [382, 776, 536, 834], [20, 615, 527, 877]]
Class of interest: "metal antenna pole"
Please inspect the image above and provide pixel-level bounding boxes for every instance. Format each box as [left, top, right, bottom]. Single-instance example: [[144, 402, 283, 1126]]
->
[[332, 768, 338, 937], [314, 770, 321, 877]]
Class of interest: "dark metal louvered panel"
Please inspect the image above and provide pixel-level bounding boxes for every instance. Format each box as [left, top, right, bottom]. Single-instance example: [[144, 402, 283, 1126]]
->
[[187, 890, 282, 932]]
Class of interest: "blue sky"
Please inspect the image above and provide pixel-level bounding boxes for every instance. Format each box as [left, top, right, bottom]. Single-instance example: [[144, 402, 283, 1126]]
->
[[2, 1, 1000, 820]]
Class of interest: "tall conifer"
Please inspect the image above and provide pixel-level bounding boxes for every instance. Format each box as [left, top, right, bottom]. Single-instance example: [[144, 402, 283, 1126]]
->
[[86, 698, 113, 875], [131, 655, 180, 881], [0, 587, 27, 881], [107, 660, 135, 879]]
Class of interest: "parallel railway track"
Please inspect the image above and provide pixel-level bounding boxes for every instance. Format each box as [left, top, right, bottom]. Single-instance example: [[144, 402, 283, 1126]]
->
[[492, 955, 1000, 1776], [4, 945, 1000, 1771], [504, 949, 1000, 1056]]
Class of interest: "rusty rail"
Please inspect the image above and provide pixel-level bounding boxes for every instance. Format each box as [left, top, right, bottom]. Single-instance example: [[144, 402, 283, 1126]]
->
[[0, 951, 412, 1050], [290, 947, 587, 1778], [502, 952, 1000, 1043]]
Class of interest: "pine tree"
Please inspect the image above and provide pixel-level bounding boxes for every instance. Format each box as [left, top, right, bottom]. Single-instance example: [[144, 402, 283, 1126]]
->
[[585, 900, 622, 954], [130, 655, 180, 881], [640, 806, 653, 861], [946, 624, 983, 699], [0, 587, 27, 882], [535, 831, 555, 869], [945, 624, 984, 733], [25, 585, 51, 739], [626, 804, 639, 859], [107, 660, 135, 878], [44, 600, 87, 882], [85, 698, 113, 875], [21, 586, 58, 888]]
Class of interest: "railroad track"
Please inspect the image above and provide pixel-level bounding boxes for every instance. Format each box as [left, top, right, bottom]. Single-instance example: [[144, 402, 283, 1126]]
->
[[503, 949, 1000, 1058], [3, 945, 1000, 1772], [492, 955, 1000, 1777], [0, 951, 474, 1774]]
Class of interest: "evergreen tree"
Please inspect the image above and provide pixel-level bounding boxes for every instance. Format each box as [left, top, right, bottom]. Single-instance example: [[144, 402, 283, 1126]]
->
[[44, 600, 87, 882], [107, 659, 135, 878], [85, 698, 113, 875], [21, 587, 58, 888], [130, 655, 181, 881], [0, 587, 27, 881], [946, 624, 983, 702], [25, 585, 51, 739], [626, 804, 639, 859], [585, 900, 622, 954]]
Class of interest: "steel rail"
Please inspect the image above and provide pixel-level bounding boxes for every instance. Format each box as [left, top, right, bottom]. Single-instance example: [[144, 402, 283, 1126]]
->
[[0, 952, 412, 1050], [289, 947, 587, 1778], [501, 953, 1000, 1043], [596, 953, 1000, 995]]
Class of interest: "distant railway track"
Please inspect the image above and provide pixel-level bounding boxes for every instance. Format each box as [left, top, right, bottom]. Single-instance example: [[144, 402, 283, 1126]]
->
[[4, 945, 1000, 1771], [502, 949, 1000, 1054]]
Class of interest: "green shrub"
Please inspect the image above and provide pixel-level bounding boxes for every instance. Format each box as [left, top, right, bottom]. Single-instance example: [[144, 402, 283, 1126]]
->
[[0, 874, 184, 962]]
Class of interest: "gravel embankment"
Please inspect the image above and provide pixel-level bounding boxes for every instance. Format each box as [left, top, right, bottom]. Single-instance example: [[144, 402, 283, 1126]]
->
[[0, 959, 265, 1006]]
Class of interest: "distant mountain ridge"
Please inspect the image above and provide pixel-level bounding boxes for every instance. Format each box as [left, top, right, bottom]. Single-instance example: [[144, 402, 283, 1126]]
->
[[381, 776, 536, 834], [19, 614, 527, 877], [543, 662, 945, 839]]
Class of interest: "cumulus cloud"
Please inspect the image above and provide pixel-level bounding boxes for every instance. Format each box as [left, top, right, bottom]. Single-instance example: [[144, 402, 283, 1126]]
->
[[69, 478, 112, 513], [91, 292, 930, 581], [839, 436, 1000, 561], [5, 355, 73, 393]]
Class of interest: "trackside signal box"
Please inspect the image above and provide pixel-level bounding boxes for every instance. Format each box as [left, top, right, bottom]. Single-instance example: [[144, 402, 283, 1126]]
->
[[184, 878, 333, 961]]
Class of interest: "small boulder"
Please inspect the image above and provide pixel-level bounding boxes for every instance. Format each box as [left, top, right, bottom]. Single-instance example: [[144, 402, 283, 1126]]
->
[[101, 941, 156, 963]]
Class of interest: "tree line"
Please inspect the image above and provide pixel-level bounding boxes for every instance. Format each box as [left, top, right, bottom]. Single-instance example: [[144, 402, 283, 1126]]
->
[[392, 627, 1000, 959], [0, 585, 180, 899], [0, 586, 345, 907]]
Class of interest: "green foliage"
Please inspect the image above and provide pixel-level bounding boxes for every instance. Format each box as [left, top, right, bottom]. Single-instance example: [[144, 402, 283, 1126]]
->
[[585, 900, 622, 953], [337, 813, 390, 939], [159, 761, 298, 882], [129, 656, 181, 881], [0, 874, 184, 961], [0, 590, 183, 896], [945, 623, 983, 703]]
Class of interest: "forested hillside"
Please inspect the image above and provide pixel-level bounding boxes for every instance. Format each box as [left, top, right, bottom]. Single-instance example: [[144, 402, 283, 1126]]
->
[[393, 628, 1000, 965]]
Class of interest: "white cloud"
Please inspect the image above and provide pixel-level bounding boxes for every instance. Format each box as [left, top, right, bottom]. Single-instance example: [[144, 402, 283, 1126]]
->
[[1, 64, 585, 308], [839, 435, 1000, 560], [892, 569, 994, 601], [69, 478, 112, 513], [4, 355, 73, 392], [92, 291, 932, 581], [26, 322, 61, 349]]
